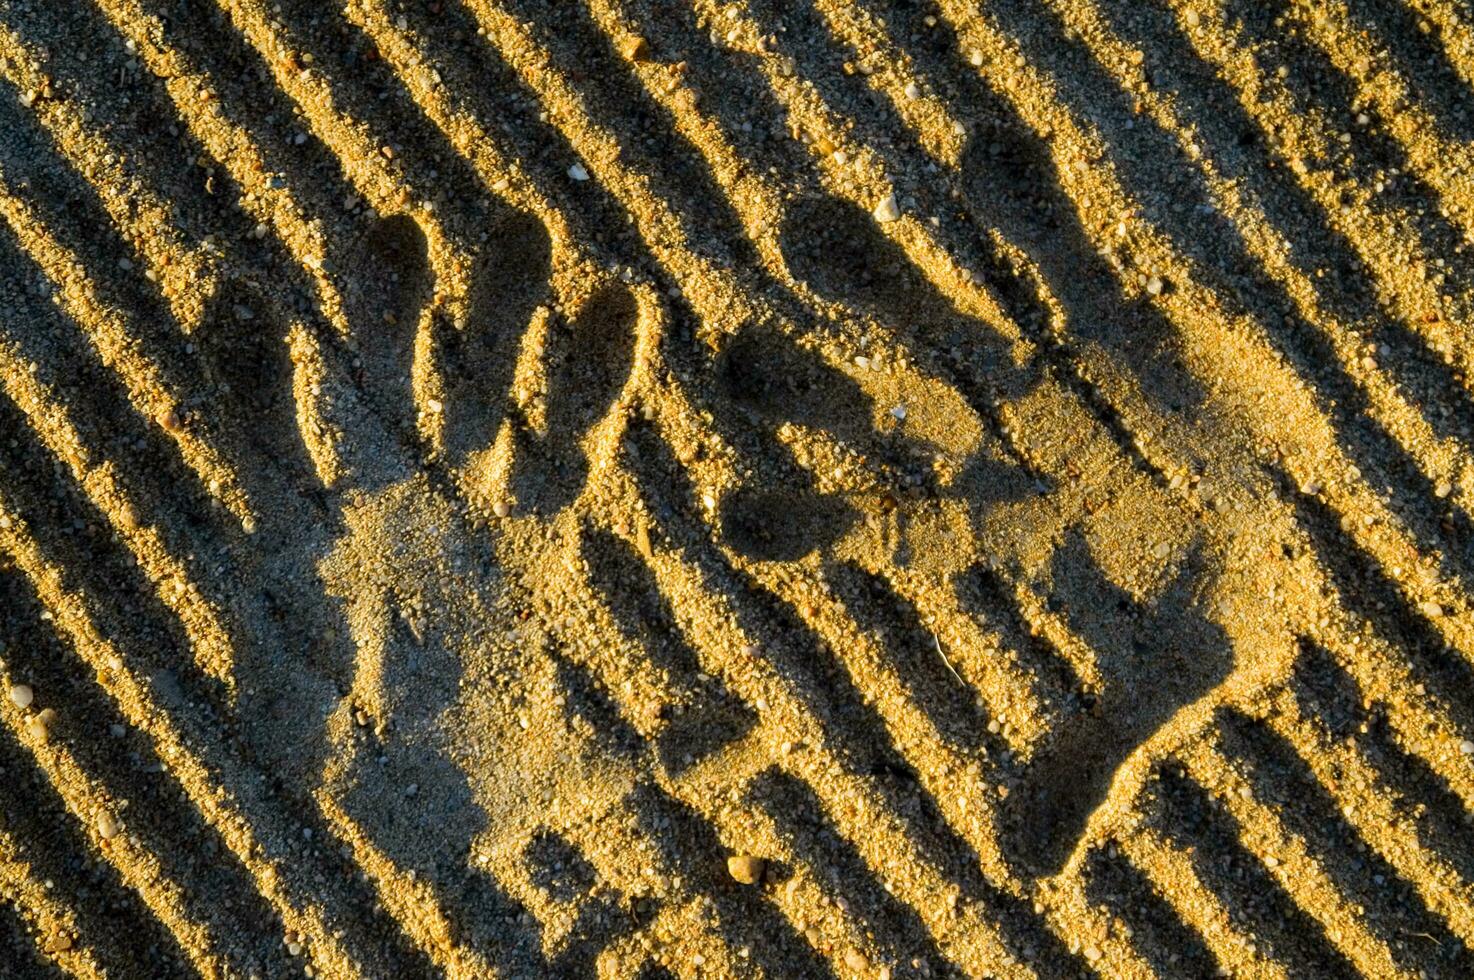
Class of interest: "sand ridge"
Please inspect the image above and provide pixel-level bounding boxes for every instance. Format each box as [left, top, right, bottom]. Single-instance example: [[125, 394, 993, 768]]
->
[[0, 0, 1471, 976]]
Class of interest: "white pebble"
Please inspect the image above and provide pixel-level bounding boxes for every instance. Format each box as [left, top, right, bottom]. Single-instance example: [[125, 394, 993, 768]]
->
[[568, 163, 590, 181], [1460, 740, 1474, 755], [96, 812, 119, 839], [873, 193, 901, 223], [492, 501, 511, 518], [9, 684, 33, 709]]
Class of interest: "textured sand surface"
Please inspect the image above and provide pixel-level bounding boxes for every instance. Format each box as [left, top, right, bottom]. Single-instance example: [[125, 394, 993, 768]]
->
[[1, 0, 1473, 976]]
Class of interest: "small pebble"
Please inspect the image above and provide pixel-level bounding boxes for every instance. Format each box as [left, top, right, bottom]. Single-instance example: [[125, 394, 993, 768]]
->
[[9, 684, 33, 709], [1460, 740, 1474, 755], [903, 81, 921, 100], [1435, 481, 1453, 498], [1420, 601, 1444, 619], [492, 501, 511, 518], [158, 409, 184, 433], [873, 193, 900, 223], [622, 35, 652, 62], [1184, 9, 1201, 27], [726, 854, 766, 885], [1145, 274, 1165, 296], [96, 812, 120, 839], [1083, 945, 1103, 962], [568, 163, 590, 181], [26, 708, 56, 740], [844, 949, 871, 972]]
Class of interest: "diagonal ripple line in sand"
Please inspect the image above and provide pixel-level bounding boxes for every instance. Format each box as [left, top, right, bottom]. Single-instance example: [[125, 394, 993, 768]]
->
[[0, 332, 237, 691], [1265, 680, 1474, 948], [0, 498, 365, 976], [0, 614, 227, 976], [1181, 738, 1410, 978], [0, 178, 252, 530], [0, 823, 108, 979]]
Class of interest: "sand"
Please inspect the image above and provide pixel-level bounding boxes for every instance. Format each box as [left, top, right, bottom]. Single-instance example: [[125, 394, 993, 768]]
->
[[0, 0, 1472, 976]]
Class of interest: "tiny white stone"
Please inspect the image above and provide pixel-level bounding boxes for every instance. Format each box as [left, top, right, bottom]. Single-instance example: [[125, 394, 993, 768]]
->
[[1460, 740, 1474, 755], [568, 163, 590, 181], [873, 193, 901, 223], [1420, 600, 1444, 618], [492, 501, 511, 518], [903, 81, 921, 100], [96, 812, 119, 839], [891, 405, 907, 421], [9, 684, 33, 709], [1145, 274, 1164, 296]]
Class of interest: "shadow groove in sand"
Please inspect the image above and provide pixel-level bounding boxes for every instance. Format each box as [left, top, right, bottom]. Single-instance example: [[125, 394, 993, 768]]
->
[[580, 523, 758, 774], [499, 0, 761, 274], [1217, 706, 1474, 974], [1145, 0, 1474, 449], [0, 596, 200, 974], [1081, 843, 1221, 978], [0, 564, 298, 977], [1145, 764, 1362, 979], [1282, 466, 1474, 731], [1290, 640, 1474, 886]]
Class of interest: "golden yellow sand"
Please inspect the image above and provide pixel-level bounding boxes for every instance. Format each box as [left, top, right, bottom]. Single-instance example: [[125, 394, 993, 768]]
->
[[0, 0, 1472, 976]]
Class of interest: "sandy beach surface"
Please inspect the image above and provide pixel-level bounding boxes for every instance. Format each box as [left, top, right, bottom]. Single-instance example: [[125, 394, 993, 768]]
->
[[1, 0, 1473, 976]]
